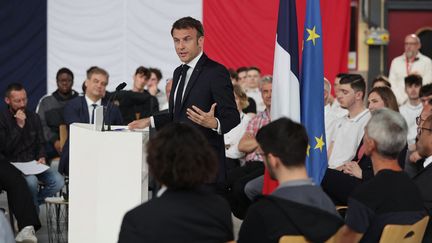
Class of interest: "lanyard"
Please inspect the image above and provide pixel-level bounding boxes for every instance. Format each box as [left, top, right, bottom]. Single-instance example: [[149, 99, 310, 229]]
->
[[406, 56, 415, 75]]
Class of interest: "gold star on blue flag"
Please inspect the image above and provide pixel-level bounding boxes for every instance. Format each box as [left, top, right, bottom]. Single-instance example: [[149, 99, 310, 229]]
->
[[300, 0, 328, 184]]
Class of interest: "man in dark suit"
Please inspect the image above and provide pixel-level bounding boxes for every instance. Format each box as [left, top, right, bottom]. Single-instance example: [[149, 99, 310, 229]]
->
[[413, 114, 432, 242], [129, 17, 240, 185], [59, 66, 123, 175]]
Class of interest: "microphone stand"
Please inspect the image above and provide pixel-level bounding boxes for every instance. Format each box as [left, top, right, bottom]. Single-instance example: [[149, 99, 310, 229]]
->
[[102, 82, 126, 131]]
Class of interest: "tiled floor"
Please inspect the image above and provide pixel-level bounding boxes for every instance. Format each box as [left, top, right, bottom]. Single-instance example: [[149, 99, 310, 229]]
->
[[0, 193, 49, 243], [1, 193, 243, 243]]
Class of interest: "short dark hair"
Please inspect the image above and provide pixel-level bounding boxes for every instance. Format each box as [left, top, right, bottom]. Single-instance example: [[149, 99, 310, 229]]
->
[[228, 68, 238, 80], [56, 67, 74, 82], [236, 67, 248, 74], [405, 74, 422, 86], [340, 74, 366, 98], [149, 68, 162, 81], [372, 75, 391, 88], [135, 66, 150, 79], [336, 73, 349, 78], [256, 118, 308, 168], [420, 84, 432, 98], [146, 123, 217, 189], [248, 66, 261, 74], [171, 16, 204, 38], [86, 66, 109, 80], [5, 83, 25, 98]]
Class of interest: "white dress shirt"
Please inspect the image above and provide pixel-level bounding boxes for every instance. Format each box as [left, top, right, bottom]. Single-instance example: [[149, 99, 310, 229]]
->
[[84, 95, 102, 122], [400, 102, 423, 145]]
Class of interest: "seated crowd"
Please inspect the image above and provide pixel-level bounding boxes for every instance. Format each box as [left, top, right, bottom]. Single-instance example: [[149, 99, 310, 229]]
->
[[2, 56, 432, 243]]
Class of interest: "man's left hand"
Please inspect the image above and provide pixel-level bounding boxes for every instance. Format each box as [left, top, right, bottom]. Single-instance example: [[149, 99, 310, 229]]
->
[[186, 103, 218, 129], [37, 157, 46, 165]]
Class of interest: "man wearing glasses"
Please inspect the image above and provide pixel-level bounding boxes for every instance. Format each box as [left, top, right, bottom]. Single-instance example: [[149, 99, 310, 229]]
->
[[389, 34, 432, 105], [413, 114, 432, 242]]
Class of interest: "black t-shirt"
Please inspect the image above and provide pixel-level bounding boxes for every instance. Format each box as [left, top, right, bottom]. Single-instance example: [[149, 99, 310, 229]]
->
[[346, 169, 426, 242]]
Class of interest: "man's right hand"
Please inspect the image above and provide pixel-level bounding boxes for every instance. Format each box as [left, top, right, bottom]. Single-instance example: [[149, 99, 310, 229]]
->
[[128, 118, 150, 130], [15, 109, 26, 128]]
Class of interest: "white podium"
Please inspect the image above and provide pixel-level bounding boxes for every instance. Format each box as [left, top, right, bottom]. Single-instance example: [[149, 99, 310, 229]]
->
[[68, 123, 149, 243]]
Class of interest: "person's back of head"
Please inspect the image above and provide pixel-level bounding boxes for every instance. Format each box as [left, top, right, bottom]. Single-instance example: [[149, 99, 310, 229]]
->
[[146, 122, 217, 189], [365, 108, 407, 160], [256, 118, 308, 169]]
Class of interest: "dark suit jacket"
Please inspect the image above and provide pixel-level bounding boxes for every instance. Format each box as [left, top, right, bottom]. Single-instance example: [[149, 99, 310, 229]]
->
[[118, 187, 234, 243], [58, 96, 124, 175], [153, 53, 240, 183], [413, 160, 432, 242]]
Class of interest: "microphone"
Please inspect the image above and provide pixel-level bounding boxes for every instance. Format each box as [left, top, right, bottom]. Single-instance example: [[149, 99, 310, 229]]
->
[[102, 82, 127, 131]]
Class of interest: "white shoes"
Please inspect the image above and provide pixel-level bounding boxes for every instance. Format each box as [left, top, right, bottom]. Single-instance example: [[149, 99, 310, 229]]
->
[[15, 225, 37, 243]]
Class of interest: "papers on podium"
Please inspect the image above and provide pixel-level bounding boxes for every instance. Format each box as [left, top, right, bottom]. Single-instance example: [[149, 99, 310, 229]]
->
[[11, 160, 50, 175]]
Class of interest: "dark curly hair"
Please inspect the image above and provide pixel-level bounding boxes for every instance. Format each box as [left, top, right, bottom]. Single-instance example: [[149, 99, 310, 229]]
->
[[146, 122, 217, 189]]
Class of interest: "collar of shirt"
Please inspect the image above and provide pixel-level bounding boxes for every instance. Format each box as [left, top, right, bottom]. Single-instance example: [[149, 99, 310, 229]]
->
[[274, 178, 315, 192], [423, 155, 432, 168], [183, 51, 203, 70], [345, 109, 370, 122], [85, 95, 102, 107]]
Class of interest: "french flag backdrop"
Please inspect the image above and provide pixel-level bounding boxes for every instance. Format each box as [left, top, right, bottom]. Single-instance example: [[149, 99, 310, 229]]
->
[[0, 0, 350, 111]]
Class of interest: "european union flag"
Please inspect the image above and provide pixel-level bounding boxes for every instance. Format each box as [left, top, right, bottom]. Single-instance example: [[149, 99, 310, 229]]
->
[[300, 0, 327, 184]]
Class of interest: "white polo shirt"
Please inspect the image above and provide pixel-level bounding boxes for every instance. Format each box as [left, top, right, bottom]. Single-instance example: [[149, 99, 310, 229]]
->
[[389, 52, 432, 105], [400, 102, 423, 145], [328, 109, 371, 169]]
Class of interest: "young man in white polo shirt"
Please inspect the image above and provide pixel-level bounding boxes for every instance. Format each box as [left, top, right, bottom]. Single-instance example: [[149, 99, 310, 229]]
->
[[327, 74, 371, 169], [400, 74, 423, 146]]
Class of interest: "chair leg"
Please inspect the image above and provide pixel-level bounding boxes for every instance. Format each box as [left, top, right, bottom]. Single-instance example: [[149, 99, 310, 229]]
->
[[7, 192, 15, 231]]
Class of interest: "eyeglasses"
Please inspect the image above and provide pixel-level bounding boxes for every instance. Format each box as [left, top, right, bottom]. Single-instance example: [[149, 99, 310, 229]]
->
[[416, 116, 426, 126], [417, 126, 432, 136]]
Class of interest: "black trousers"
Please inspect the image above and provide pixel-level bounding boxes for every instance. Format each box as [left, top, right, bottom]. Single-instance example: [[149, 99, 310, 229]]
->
[[224, 161, 264, 219], [0, 163, 41, 231]]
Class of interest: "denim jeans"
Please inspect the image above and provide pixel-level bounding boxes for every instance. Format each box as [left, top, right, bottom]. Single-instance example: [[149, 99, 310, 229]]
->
[[23, 167, 65, 210]]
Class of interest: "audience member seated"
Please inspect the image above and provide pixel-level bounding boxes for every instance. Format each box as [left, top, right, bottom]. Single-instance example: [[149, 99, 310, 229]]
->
[[330, 73, 349, 118], [245, 66, 265, 112], [389, 33, 432, 105], [115, 66, 159, 124], [338, 108, 426, 243], [0, 162, 40, 243], [147, 67, 167, 111], [371, 75, 391, 88], [59, 67, 123, 175], [36, 67, 79, 160], [235, 67, 257, 114], [400, 74, 423, 146], [327, 74, 370, 169], [238, 118, 343, 243], [412, 114, 432, 242], [324, 78, 338, 143], [224, 84, 254, 171], [322, 86, 402, 205], [405, 84, 432, 173], [0, 83, 64, 212], [118, 123, 234, 243], [225, 76, 272, 219]]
